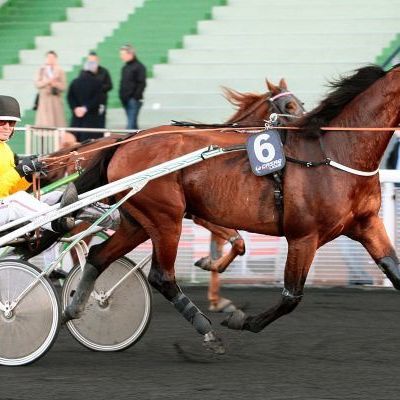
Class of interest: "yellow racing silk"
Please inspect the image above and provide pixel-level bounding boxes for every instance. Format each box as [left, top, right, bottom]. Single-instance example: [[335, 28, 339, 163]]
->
[[0, 142, 30, 198]]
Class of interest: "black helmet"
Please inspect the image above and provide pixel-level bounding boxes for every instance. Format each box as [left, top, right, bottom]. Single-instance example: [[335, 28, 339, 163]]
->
[[0, 95, 21, 122]]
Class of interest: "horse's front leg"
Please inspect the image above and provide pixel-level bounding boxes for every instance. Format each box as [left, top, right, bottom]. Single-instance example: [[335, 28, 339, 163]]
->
[[222, 235, 318, 333], [348, 215, 400, 289]]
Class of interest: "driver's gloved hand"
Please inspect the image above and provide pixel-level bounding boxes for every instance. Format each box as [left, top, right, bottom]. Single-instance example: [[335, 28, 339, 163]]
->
[[15, 156, 47, 180]]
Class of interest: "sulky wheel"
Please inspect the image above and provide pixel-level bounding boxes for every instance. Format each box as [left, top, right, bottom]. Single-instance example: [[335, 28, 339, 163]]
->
[[0, 259, 61, 366], [62, 257, 152, 352]]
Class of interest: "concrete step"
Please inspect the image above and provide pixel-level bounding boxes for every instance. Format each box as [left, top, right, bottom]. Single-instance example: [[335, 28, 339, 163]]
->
[[107, 106, 236, 128], [67, 2, 143, 22], [146, 78, 275, 93], [183, 33, 396, 50], [50, 21, 118, 36], [143, 91, 318, 109], [81, 0, 142, 5], [0, 80, 36, 111], [198, 19, 400, 34], [20, 49, 86, 66], [145, 78, 325, 96], [144, 92, 231, 108], [152, 63, 360, 79], [228, 0, 400, 5], [168, 48, 379, 64], [140, 98, 320, 127], [35, 35, 100, 52], [213, 5, 400, 19], [3, 64, 74, 80]]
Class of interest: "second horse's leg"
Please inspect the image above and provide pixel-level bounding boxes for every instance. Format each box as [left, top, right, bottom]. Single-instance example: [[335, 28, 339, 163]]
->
[[208, 234, 237, 313], [193, 216, 245, 272]]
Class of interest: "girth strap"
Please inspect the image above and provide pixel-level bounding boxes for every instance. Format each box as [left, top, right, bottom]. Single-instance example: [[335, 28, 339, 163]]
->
[[271, 171, 284, 236]]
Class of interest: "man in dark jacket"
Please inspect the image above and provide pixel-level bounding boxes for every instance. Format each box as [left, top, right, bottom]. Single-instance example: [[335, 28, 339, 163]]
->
[[67, 61, 103, 142], [119, 44, 146, 129], [86, 51, 112, 128]]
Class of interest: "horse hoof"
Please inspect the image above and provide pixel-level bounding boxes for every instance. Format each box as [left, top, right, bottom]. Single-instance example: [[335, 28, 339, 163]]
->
[[203, 331, 225, 355], [61, 306, 79, 324], [208, 297, 237, 313], [194, 256, 212, 271], [221, 309, 246, 330], [61, 310, 72, 325]]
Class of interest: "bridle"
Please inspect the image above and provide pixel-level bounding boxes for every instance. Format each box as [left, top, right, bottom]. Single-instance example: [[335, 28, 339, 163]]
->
[[268, 90, 305, 123], [229, 89, 305, 125]]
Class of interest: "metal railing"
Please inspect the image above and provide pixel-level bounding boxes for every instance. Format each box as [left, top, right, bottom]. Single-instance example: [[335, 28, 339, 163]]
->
[[15, 126, 138, 155]]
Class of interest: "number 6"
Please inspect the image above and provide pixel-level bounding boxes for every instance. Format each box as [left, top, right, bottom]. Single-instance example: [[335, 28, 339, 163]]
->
[[254, 133, 275, 163]]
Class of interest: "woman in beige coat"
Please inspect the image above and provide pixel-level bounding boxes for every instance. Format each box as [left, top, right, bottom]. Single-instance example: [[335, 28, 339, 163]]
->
[[35, 51, 66, 127]]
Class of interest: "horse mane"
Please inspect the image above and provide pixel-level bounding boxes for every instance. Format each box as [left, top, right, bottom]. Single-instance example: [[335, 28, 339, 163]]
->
[[295, 64, 387, 138], [223, 87, 268, 123]]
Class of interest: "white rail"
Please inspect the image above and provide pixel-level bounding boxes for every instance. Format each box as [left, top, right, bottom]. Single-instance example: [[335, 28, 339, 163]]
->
[[20, 126, 139, 155]]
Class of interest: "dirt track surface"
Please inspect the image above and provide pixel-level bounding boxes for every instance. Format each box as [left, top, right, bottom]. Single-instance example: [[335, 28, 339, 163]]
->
[[1, 286, 399, 400]]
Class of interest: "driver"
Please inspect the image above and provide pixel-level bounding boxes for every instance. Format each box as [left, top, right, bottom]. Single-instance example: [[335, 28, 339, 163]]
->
[[0, 95, 120, 237], [0, 95, 74, 232]]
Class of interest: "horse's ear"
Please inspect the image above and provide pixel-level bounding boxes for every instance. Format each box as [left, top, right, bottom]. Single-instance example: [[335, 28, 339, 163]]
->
[[265, 79, 276, 92], [279, 78, 288, 89]]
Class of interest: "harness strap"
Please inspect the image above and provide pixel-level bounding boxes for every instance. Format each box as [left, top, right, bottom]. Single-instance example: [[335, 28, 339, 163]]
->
[[286, 156, 379, 176], [286, 156, 330, 168], [327, 159, 379, 177], [272, 171, 284, 235]]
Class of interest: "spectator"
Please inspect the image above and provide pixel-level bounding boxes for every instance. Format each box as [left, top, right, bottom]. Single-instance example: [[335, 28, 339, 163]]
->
[[85, 51, 113, 128], [67, 61, 103, 142], [119, 44, 146, 129], [35, 51, 66, 127]]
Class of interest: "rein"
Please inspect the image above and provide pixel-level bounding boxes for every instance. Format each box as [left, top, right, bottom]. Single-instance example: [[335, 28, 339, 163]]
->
[[41, 123, 397, 177], [41, 126, 267, 168]]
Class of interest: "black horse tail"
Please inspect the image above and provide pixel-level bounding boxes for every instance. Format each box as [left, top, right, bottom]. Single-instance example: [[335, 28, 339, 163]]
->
[[74, 146, 118, 195]]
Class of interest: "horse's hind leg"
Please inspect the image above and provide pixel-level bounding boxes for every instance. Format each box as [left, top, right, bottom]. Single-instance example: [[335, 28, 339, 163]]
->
[[222, 235, 317, 333], [63, 218, 149, 322], [348, 215, 400, 289], [147, 222, 225, 354]]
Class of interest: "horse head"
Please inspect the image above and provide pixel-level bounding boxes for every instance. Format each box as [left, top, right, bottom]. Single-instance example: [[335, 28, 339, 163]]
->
[[224, 79, 304, 126], [266, 78, 305, 121]]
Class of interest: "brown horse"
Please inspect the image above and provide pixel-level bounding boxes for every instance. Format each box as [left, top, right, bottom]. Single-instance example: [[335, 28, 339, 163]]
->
[[42, 79, 303, 279], [63, 64, 400, 353]]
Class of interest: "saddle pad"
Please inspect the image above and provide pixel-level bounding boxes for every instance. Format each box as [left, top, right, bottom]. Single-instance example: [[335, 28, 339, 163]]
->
[[246, 129, 286, 176]]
